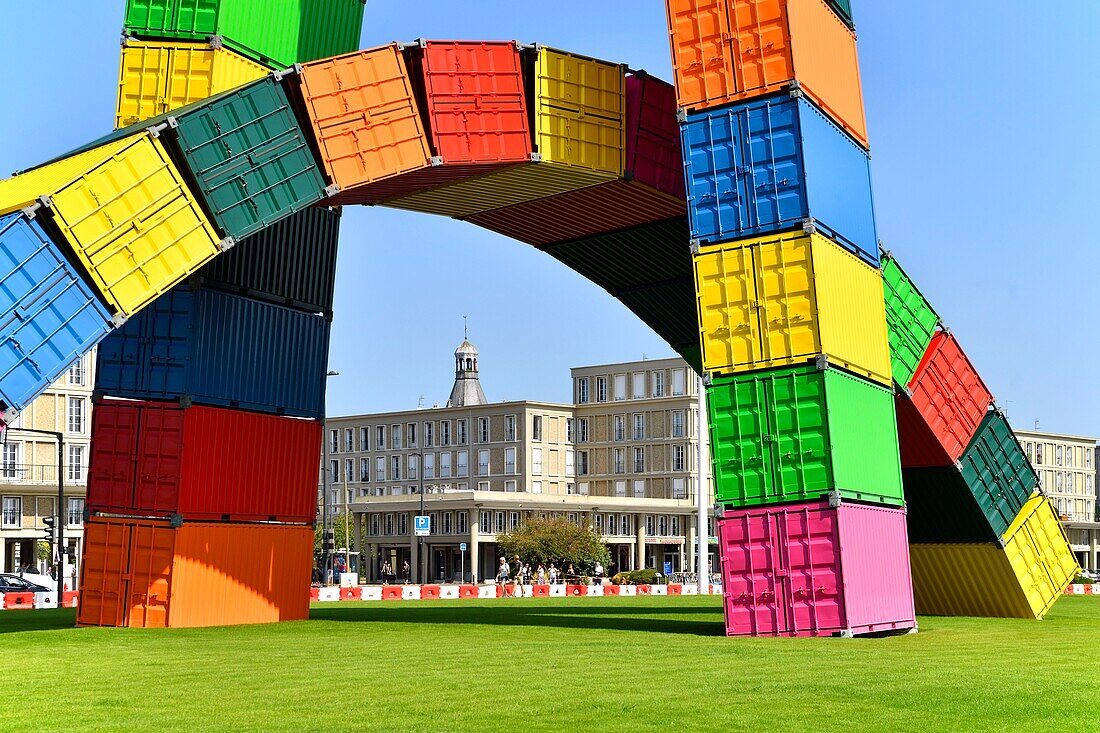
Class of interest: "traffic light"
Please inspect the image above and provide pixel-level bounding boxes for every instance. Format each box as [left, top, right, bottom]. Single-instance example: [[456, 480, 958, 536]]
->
[[42, 515, 56, 544]]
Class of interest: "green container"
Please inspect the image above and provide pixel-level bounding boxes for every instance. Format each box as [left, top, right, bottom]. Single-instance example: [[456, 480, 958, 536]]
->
[[958, 410, 1038, 539], [173, 76, 328, 240], [707, 361, 904, 509], [123, 0, 366, 69], [881, 253, 939, 388], [826, 0, 855, 29]]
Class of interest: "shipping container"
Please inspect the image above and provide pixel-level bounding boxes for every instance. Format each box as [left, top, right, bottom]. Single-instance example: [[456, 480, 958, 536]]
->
[[87, 399, 321, 523], [0, 134, 224, 318], [189, 206, 339, 315], [910, 497, 1078, 619], [116, 39, 269, 129], [617, 277, 700, 359], [718, 500, 915, 637], [666, 0, 867, 147], [94, 286, 330, 419], [896, 332, 993, 468], [123, 0, 366, 69], [78, 517, 312, 628], [958, 410, 1038, 537], [903, 466, 1001, 544], [682, 93, 878, 265], [383, 46, 625, 218], [461, 71, 685, 247], [694, 230, 891, 386], [0, 213, 113, 422], [827, 0, 855, 28], [708, 363, 904, 508], [881, 252, 940, 388]]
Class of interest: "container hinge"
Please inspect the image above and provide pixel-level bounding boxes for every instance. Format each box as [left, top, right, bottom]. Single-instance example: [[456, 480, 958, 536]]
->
[[169, 514, 184, 529], [954, 460, 964, 472], [839, 629, 855, 639], [1, 407, 18, 425], [110, 313, 129, 329], [37, 195, 54, 210], [91, 389, 105, 404], [879, 241, 891, 257], [940, 324, 952, 336], [21, 203, 42, 219], [904, 387, 914, 398], [272, 65, 301, 82], [120, 33, 132, 48], [689, 241, 701, 256], [997, 537, 1008, 549], [529, 153, 543, 163], [827, 490, 842, 508], [676, 108, 688, 123], [788, 80, 803, 99], [712, 504, 724, 518], [802, 219, 817, 235], [701, 372, 713, 387], [219, 236, 237, 252], [179, 395, 192, 409], [166, 116, 180, 130], [324, 184, 341, 198], [815, 355, 830, 371], [147, 122, 171, 139], [430, 156, 445, 167], [209, 35, 224, 50], [513, 40, 523, 52], [395, 39, 420, 51]]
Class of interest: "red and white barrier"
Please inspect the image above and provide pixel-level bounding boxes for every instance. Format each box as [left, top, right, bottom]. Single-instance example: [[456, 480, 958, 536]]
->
[[1064, 584, 1100, 595]]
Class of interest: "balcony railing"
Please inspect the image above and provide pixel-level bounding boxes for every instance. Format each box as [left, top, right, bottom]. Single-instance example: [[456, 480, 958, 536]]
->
[[0, 463, 86, 486]]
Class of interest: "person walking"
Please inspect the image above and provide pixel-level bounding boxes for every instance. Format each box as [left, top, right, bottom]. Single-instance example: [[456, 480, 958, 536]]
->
[[548, 564, 559, 585], [512, 556, 524, 597], [497, 557, 512, 597], [593, 560, 605, 586], [402, 560, 411, 585], [536, 564, 546, 585]]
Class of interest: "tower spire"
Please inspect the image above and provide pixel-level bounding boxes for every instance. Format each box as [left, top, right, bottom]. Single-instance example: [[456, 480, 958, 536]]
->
[[447, 327, 487, 408]]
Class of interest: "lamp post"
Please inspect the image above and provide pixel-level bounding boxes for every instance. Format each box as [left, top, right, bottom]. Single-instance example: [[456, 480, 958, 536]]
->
[[6, 426, 64, 598], [696, 374, 709, 595], [410, 452, 425, 582], [320, 370, 340, 586]]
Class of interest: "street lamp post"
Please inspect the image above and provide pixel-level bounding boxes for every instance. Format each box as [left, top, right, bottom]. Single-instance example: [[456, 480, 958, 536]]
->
[[410, 452, 425, 583], [320, 370, 340, 586], [6, 426, 65, 598]]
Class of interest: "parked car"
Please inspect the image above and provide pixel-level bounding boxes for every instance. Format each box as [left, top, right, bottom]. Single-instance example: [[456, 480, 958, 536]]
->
[[0, 574, 51, 594]]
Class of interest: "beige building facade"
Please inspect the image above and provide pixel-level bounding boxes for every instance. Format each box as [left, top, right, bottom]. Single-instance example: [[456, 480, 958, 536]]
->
[[327, 344, 715, 583], [1, 350, 95, 581]]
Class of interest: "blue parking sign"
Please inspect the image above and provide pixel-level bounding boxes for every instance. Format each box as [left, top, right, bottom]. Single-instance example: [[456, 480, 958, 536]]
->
[[415, 515, 431, 537]]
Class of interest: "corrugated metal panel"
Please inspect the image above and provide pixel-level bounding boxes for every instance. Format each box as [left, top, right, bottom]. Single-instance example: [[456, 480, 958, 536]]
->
[[665, 0, 867, 147], [292, 0, 367, 66], [170, 75, 327, 240], [78, 517, 312, 628], [959, 410, 1038, 539], [682, 94, 878, 265], [116, 39, 269, 129], [694, 231, 891, 385], [124, 0, 218, 43], [707, 364, 903, 508], [616, 277, 699, 354], [1003, 495, 1079, 618], [464, 179, 685, 248], [881, 252, 940, 388], [898, 332, 993, 468], [909, 543, 1036, 619], [0, 134, 224, 318], [189, 206, 339, 315], [625, 71, 684, 198], [903, 466, 1002, 544], [0, 213, 112, 420], [296, 45, 434, 196], [94, 286, 330, 419], [87, 399, 321, 523], [836, 502, 916, 635], [827, 0, 855, 28]]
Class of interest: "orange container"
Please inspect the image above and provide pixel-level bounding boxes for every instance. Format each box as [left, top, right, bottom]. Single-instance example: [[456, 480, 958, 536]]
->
[[666, 0, 868, 148], [77, 518, 312, 628]]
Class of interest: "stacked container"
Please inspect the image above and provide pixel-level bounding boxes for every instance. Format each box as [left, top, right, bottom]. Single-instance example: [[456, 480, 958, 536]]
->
[[74, 0, 362, 629], [666, 0, 916, 637], [881, 252, 1080, 617]]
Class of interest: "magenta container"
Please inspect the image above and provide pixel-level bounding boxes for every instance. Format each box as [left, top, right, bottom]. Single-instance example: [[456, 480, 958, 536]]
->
[[625, 71, 685, 200], [717, 500, 917, 638]]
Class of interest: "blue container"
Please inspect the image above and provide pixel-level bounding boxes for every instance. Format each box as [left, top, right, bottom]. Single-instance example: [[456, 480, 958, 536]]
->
[[94, 286, 330, 419], [682, 92, 879, 265], [0, 212, 112, 421]]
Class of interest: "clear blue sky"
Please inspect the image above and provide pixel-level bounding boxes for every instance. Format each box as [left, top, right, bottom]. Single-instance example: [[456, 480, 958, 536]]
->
[[1, 1, 1097, 435]]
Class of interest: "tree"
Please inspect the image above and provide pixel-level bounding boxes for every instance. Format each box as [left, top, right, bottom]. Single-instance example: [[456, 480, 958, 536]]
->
[[496, 517, 610, 574], [313, 515, 355, 554]]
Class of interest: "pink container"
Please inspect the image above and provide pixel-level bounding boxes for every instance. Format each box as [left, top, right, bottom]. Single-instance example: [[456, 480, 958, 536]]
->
[[625, 71, 685, 199], [718, 500, 917, 638]]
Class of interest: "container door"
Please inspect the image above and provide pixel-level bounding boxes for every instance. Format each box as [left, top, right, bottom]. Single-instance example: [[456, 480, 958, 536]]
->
[[695, 243, 761, 372], [172, 0, 219, 39], [134, 403, 185, 516], [87, 402, 142, 513], [77, 520, 132, 627], [707, 374, 774, 505], [683, 108, 749, 243], [142, 288, 193, 398], [127, 522, 174, 628], [767, 367, 829, 501], [666, 0, 736, 112], [880, 255, 939, 388], [720, 511, 784, 636], [741, 97, 805, 235], [959, 412, 1036, 538], [779, 506, 843, 635], [625, 73, 683, 197], [727, 0, 794, 98], [754, 234, 818, 367]]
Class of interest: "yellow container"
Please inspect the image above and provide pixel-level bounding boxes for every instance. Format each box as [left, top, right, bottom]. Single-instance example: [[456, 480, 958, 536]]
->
[[910, 496, 1079, 620], [383, 47, 625, 218], [0, 134, 224, 318], [116, 39, 270, 128], [693, 230, 892, 386]]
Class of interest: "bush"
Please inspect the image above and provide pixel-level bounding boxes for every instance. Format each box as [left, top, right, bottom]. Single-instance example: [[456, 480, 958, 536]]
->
[[496, 517, 610, 574], [1072, 575, 1096, 586], [611, 569, 659, 585]]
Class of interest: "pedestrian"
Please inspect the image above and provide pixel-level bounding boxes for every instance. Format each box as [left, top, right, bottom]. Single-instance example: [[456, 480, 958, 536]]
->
[[497, 557, 512, 597], [566, 563, 575, 583], [536, 564, 546, 585], [594, 560, 605, 585], [402, 560, 410, 584], [512, 556, 523, 597], [548, 564, 558, 585]]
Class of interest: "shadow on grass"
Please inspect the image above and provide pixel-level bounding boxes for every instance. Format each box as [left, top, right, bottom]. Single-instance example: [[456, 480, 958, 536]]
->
[[310, 601, 726, 637], [0, 607, 76, 634]]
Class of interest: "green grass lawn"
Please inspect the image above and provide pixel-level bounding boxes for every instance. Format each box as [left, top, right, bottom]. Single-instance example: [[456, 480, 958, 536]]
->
[[2, 596, 1099, 732]]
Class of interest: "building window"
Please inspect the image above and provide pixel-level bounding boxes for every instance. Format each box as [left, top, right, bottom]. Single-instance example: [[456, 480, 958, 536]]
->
[[612, 374, 626, 401], [344, 459, 354, 485], [672, 369, 686, 396], [577, 451, 589, 476], [1067, 447, 1075, 468], [391, 456, 402, 481], [330, 460, 340, 484], [359, 427, 369, 451], [672, 411, 685, 438], [457, 511, 468, 534], [407, 423, 418, 448], [1056, 473, 1063, 491], [68, 358, 86, 386], [478, 449, 490, 476], [422, 453, 435, 479], [577, 482, 589, 496], [441, 422, 451, 446], [653, 371, 665, 398], [457, 420, 468, 445], [376, 426, 386, 451], [360, 458, 369, 482], [495, 511, 505, 533], [407, 455, 418, 480], [595, 514, 605, 534], [345, 428, 354, 452], [440, 452, 452, 478], [505, 415, 516, 442], [385, 514, 394, 536], [478, 417, 489, 443], [633, 479, 645, 498], [621, 515, 631, 536], [597, 377, 608, 403], [565, 450, 575, 477], [633, 372, 645, 399], [2, 496, 21, 528], [424, 422, 434, 448], [633, 414, 645, 441], [672, 516, 681, 536], [673, 445, 685, 472], [397, 514, 408, 535], [391, 425, 402, 450], [65, 445, 84, 482], [375, 457, 385, 481], [614, 448, 625, 474], [673, 478, 686, 499], [532, 415, 543, 442], [566, 418, 574, 442], [578, 418, 589, 443], [1035, 444, 1043, 465], [329, 429, 339, 453], [614, 416, 625, 442], [68, 397, 85, 433], [578, 378, 590, 404], [1056, 446, 1063, 466], [504, 447, 516, 475], [646, 515, 655, 536], [480, 511, 491, 531], [457, 451, 469, 478], [443, 512, 453, 535], [505, 480, 517, 493], [532, 481, 543, 494], [532, 448, 543, 475], [615, 480, 626, 497], [658, 515, 668, 536], [633, 447, 645, 473], [1, 444, 18, 479]]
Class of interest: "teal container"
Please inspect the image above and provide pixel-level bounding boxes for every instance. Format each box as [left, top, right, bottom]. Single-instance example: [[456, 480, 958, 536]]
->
[[881, 252, 940, 388], [123, 0, 366, 69], [958, 410, 1038, 538], [827, 0, 855, 28], [707, 362, 904, 509]]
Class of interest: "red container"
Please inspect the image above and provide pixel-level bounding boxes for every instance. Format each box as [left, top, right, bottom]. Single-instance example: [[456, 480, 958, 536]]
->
[[897, 332, 993, 468], [463, 71, 685, 247], [718, 500, 917, 638], [87, 399, 321, 523]]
